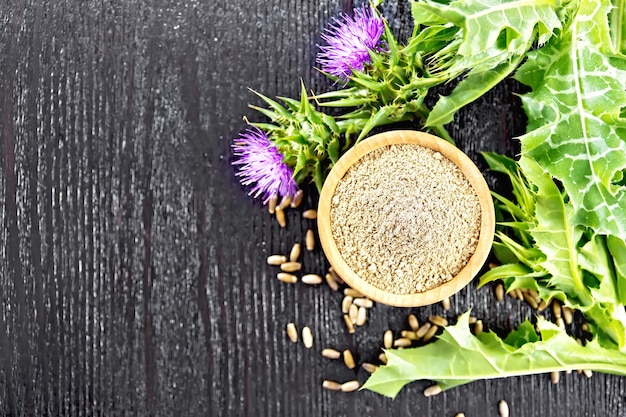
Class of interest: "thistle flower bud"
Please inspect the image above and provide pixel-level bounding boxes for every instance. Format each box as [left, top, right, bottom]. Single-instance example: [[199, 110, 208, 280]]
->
[[317, 6, 385, 81], [231, 127, 299, 204]]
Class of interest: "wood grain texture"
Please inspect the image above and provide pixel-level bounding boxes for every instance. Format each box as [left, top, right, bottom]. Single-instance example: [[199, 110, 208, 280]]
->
[[0, 1, 623, 416]]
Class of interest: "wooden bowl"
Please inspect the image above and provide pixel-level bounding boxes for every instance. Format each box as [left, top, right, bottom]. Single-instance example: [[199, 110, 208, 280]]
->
[[317, 130, 495, 307]]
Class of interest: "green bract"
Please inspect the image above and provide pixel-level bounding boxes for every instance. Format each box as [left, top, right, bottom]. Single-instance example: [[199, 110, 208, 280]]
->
[[249, 83, 369, 191], [314, 20, 453, 143]]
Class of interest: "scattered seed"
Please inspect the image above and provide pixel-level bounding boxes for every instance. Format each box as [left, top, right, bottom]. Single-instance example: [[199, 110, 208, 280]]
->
[[423, 384, 442, 397], [321, 348, 341, 359], [289, 243, 301, 262], [342, 296, 353, 314], [302, 209, 318, 219], [537, 299, 549, 312], [349, 304, 358, 324], [384, 330, 393, 349], [488, 262, 499, 269], [552, 300, 562, 318], [268, 195, 278, 214], [556, 317, 565, 329], [581, 322, 590, 332], [393, 337, 412, 348], [523, 292, 539, 309], [474, 320, 484, 335], [275, 207, 286, 228], [343, 349, 356, 369], [353, 298, 373, 308], [356, 307, 367, 326], [550, 371, 560, 384], [423, 324, 439, 342], [495, 283, 504, 302], [583, 369, 593, 378], [408, 314, 419, 331], [305, 229, 315, 251], [302, 274, 323, 285], [468, 316, 478, 324], [442, 297, 451, 310], [302, 326, 313, 348], [428, 315, 448, 327], [290, 190, 303, 208], [267, 255, 287, 266], [280, 262, 302, 272], [498, 400, 510, 417], [528, 289, 540, 299], [362, 362, 378, 373], [329, 267, 344, 285], [286, 323, 298, 343], [344, 288, 363, 298], [455, 414, 466, 417], [566, 369, 572, 374], [325, 273, 339, 291], [514, 288, 524, 300], [278, 195, 292, 210], [322, 379, 341, 391], [562, 306, 574, 325], [378, 352, 388, 364], [401, 330, 419, 340], [416, 322, 432, 339], [343, 314, 355, 334], [340, 380, 360, 392], [277, 273, 298, 284]]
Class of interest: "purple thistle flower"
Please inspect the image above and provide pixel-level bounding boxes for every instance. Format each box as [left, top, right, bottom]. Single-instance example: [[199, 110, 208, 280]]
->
[[317, 6, 385, 81], [232, 127, 299, 204]]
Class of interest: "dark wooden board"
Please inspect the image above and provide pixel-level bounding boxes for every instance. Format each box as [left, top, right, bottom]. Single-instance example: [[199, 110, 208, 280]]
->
[[0, 0, 623, 416]]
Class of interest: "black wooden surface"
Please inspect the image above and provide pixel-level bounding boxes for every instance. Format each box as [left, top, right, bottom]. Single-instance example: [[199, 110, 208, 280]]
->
[[0, 1, 624, 416]]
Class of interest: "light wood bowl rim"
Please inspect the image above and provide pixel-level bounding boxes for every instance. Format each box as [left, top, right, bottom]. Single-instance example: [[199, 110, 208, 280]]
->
[[317, 130, 495, 307]]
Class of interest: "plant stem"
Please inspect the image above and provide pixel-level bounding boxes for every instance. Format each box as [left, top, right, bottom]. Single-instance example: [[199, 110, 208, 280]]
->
[[429, 123, 454, 144], [611, 0, 625, 54], [415, 106, 454, 144]]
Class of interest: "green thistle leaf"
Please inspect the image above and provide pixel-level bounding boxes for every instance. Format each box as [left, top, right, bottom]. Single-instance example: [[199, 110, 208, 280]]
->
[[427, 57, 523, 125], [412, 0, 562, 126], [413, 0, 561, 60], [516, 0, 626, 240], [518, 157, 590, 303], [363, 313, 626, 398]]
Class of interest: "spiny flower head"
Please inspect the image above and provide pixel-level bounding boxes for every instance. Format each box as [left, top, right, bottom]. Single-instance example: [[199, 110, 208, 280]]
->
[[317, 5, 385, 81], [232, 127, 299, 204]]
